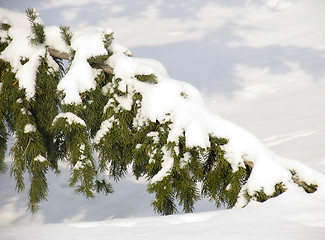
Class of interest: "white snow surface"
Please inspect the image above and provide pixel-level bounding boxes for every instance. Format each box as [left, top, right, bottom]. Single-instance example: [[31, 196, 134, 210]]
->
[[34, 155, 47, 163], [1, 0, 325, 239], [93, 117, 115, 144], [53, 112, 86, 126], [23, 124, 37, 133], [44, 26, 70, 54]]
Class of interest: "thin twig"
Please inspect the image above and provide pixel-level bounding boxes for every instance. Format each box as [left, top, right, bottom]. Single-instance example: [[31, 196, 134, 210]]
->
[[21, 136, 32, 168]]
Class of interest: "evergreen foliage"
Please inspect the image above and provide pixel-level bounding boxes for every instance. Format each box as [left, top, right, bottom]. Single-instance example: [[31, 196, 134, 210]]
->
[[243, 182, 287, 204], [59, 25, 73, 47], [0, 8, 319, 215], [26, 7, 45, 46], [103, 32, 114, 51], [87, 55, 111, 70], [201, 136, 249, 208], [0, 23, 11, 31], [0, 63, 8, 174], [134, 74, 158, 84]]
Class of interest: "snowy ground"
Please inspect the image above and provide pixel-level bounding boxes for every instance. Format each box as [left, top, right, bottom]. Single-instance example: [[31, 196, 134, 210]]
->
[[1, 0, 325, 239]]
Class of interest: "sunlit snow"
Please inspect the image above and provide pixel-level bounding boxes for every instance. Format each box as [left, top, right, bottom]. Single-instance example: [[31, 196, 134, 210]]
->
[[1, 0, 325, 239]]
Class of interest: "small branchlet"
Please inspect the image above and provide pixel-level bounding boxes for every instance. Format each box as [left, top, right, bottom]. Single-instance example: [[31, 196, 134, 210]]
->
[[87, 55, 110, 69], [0, 23, 11, 31], [135, 74, 158, 84], [95, 179, 114, 195], [290, 170, 318, 193], [103, 32, 114, 51], [25, 7, 45, 45], [25, 7, 39, 22], [60, 25, 73, 46]]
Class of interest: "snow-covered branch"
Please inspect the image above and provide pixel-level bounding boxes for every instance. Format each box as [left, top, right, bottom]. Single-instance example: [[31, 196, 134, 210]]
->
[[47, 47, 70, 60], [1, 7, 324, 215], [244, 160, 317, 194], [47, 47, 114, 75]]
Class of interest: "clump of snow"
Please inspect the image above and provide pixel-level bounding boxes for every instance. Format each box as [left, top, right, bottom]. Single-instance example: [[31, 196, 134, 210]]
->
[[0, 8, 47, 100], [117, 79, 127, 93], [278, 157, 325, 198], [0, 8, 60, 99], [96, 171, 110, 183], [24, 123, 36, 133], [150, 146, 174, 183], [241, 157, 292, 196], [20, 108, 27, 115], [109, 42, 132, 56], [180, 152, 191, 168], [15, 49, 45, 99], [103, 98, 115, 113], [44, 25, 70, 54], [116, 95, 133, 111], [101, 82, 114, 95], [34, 155, 46, 162], [93, 117, 116, 144], [107, 53, 169, 83], [20, 108, 32, 115], [74, 161, 84, 170], [78, 144, 89, 162], [147, 132, 159, 143], [57, 27, 112, 104], [53, 112, 86, 126]]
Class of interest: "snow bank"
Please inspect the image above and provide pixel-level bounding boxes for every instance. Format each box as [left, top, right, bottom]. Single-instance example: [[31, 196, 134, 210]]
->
[[1, 185, 324, 240]]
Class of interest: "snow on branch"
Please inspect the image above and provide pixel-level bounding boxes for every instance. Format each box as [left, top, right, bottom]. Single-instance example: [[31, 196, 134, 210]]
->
[[1, 7, 325, 215], [53, 112, 86, 126], [244, 160, 318, 194]]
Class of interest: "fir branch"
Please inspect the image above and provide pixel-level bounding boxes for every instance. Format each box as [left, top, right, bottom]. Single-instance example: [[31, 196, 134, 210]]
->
[[103, 32, 114, 50], [59, 25, 73, 46], [0, 23, 11, 31], [21, 136, 32, 167], [20, 57, 29, 65], [87, 55, 110, 69], [291, 170, 318, 193], [135, 74, 158, 84], [0, 121, 8, 174], [28, 159, 50, 213], [148, 176, 178, 215], [47, 48, 114, 75], [95, 179, 114, 195], [25, 7, 38, 22], [25, 7, 45, 45], [47, 48, 70, 60]]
